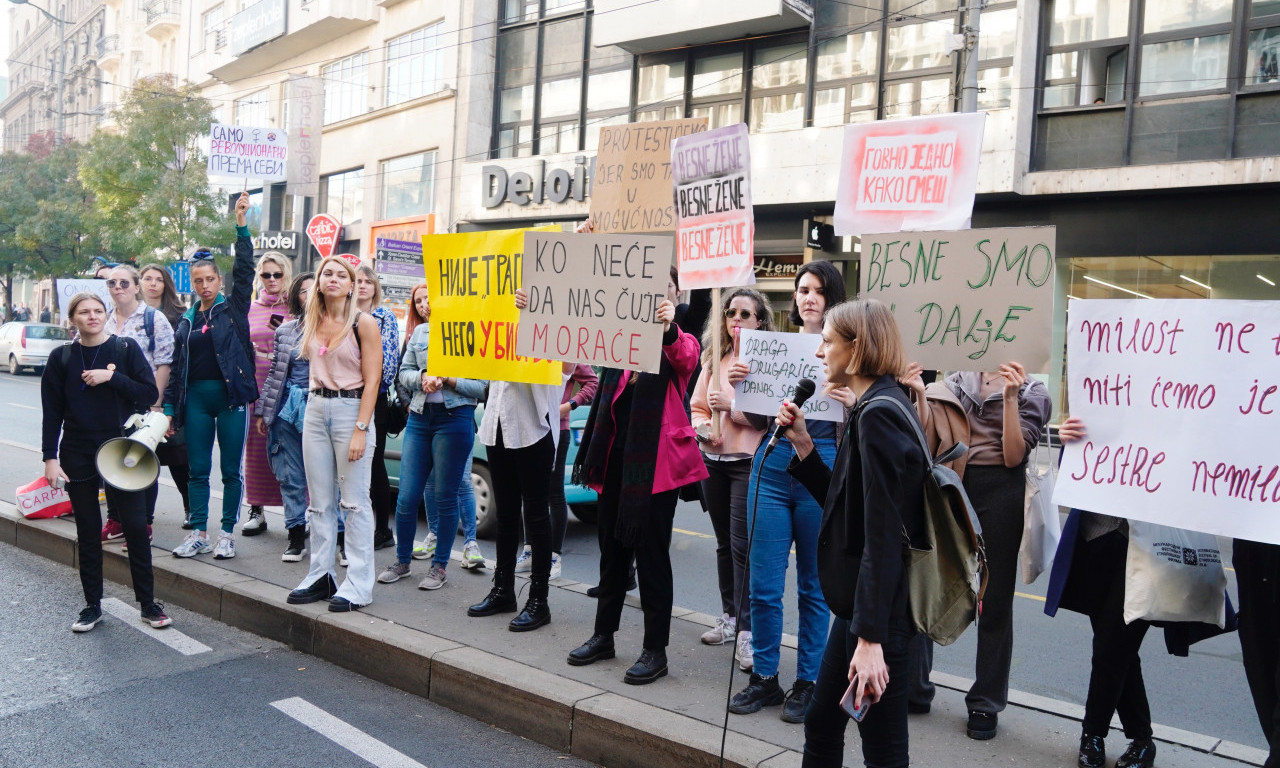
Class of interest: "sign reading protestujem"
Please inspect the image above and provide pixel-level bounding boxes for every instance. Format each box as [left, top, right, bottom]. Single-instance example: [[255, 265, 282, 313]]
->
[[671, 123, 755, 290], [1054, 298, 1280, 546], [207, 124, 288, 181], [734, 330, 843, 422], [859, 226, 1056, 373], [590, 118, 708, 234], [423, 228, 561, 385], [834, 113, 986, 237], [516, 232, 671, 373]]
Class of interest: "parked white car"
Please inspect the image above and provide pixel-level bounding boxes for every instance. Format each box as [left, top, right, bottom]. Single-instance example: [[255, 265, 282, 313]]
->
[[0, 322, 70, 374]]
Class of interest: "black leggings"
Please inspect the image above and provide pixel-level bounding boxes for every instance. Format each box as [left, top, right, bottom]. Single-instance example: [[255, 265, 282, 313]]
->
[[489, 427, 555, 595], [536, 428, 571, 553]]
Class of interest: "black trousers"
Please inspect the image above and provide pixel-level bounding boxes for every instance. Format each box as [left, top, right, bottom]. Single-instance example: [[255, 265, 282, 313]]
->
[[489, 427, 555, 597], [370, 395, 394, 536], [1081, 531, 1153, 739], [65, 448, 154, 607], [1235, 538, 1280, 768], [802, 616, 913, 768], [700, 456, 752, 629], [534, 428, 571, 554], [593, 476, 679, 650]]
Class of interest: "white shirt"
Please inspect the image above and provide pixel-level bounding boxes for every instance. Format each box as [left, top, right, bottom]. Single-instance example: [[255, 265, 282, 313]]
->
[[478, 376, 569, 451]]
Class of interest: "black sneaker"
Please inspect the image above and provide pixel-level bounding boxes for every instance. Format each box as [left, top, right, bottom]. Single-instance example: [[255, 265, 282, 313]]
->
[[728, 673, 784, 714], [242, 506, 267, 536], [373, 529, 395, 550], [71, 604, 103, 633], [288, 573, 338, 604], [966, 710, 997, 740], [282, 526, 306, 562], [141, 602, 173, 628], [328, 596, 363, 613], [780, 679, 815, 723]]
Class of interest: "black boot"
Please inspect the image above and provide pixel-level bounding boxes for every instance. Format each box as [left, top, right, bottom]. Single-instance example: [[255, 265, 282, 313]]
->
[[1077, 733, 1106, 768], [567, 634, 615, 666], [509, 581, 550, 632], [282, 526, 306, 562], [467, 569, 517, 617], [336, 531, 347, 567], [242, 505, 266, 536], [287, 573, 337, 604], [624, 648, 668, 685], [1114, 738, 1155, 768]]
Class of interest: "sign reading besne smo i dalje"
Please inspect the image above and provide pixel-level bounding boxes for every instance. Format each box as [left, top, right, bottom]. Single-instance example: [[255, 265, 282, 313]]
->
[[208, 124, 288, 181]]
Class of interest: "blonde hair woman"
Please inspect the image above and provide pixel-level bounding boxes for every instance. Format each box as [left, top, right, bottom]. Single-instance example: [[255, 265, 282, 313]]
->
[[241, 251, 292, 536], [287, 256, 383, 612]]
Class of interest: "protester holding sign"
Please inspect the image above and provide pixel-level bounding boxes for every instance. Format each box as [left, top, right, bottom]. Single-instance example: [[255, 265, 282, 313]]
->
[[241, 252, 291, 538], [689, 289, 773, 650], [567, 296, 707, 685], [167, 193, 260, 561], [731, 260, 847, 721]]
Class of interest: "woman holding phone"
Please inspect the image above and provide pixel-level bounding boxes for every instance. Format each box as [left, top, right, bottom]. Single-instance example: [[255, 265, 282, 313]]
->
[[241, 251, 291, 537], [778, 299, 926, 767]]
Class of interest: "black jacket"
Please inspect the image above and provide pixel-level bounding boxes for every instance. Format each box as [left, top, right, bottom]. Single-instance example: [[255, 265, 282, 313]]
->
[[164, 228, 259, 428], [789, 375, 927, 644]]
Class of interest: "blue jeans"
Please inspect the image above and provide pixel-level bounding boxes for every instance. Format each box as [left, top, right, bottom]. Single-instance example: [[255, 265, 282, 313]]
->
[[268, 418, 308, 530], [426, 452, 477, 543], [394, 403, 475, 568], [747, 435, 836, 681]]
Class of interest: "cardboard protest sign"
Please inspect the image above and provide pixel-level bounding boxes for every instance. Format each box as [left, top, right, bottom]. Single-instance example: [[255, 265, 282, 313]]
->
[[590, 118, 708, 234], [516, 232, 672, 373], [1054, 298, 1280, 546], [734, 329, 843, 422], [860, 226, 1056, 373], [423, 228, 561, 385], [207, 124, 288, 181], [55, 278, 112, 314], [834, 113, 986, 237], [671, 123, 754, 290]]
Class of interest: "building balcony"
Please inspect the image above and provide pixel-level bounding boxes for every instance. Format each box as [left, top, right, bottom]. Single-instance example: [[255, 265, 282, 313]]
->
[[210, 0, 378, 83], [592, 0, 812, 54], [97, 34, 122, 69], [142, 0, 181, 41]]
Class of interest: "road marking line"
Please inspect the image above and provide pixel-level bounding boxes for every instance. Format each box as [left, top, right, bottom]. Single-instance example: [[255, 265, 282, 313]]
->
[[101, 598, 211, 655], [1015, 591, 1047, 603], [271, 697, 429, 768], [6, 402, 38, 410], [672, 527, 715, 540]]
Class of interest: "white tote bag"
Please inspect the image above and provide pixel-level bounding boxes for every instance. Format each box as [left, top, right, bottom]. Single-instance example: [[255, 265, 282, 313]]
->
[[1018, 448, 1061, 585], [1123, 521, 1227, 628]]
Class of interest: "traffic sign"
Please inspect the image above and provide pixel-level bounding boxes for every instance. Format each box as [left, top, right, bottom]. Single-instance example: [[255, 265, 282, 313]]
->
[[169, 261, 192, 293]]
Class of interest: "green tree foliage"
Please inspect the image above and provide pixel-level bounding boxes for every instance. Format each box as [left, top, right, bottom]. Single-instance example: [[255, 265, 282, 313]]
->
[[80, 76, 233, 262]]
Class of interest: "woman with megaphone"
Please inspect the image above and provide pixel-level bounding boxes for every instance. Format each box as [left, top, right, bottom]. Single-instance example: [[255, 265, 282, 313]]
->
[[41, 291, 171, 633]]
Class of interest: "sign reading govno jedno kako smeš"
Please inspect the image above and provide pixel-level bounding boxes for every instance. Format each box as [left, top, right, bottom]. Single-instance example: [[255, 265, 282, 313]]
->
[[516, 232, 672, 374], [1054, 298, 1280, 547], [859, 226, 1056, 373]]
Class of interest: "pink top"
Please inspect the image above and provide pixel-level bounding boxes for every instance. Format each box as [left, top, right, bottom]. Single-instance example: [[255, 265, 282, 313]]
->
[[308, 334, 364, 391], [690, 354, 768, 460]]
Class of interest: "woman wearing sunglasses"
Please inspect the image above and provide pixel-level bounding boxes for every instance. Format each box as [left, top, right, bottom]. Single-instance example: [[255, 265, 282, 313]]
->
[[139, 263, 193, 527], [241, 252, 292, 538], [166, 192, 260, 560], [689, 289, 774, 654]]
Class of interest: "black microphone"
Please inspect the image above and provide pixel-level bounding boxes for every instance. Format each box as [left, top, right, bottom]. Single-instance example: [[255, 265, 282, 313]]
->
[[763, 378, 817, 456]]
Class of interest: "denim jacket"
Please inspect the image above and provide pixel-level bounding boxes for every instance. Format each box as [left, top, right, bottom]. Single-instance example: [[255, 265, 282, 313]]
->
[[396, 324, 486, 412], [256, 319, 305, 426]]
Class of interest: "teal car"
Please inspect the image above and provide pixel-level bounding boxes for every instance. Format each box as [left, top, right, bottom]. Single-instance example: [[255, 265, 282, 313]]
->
[[383, 405, 598, 539]]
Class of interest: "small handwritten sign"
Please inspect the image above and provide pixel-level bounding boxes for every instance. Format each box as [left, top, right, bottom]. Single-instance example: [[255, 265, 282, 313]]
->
[[207, 124, 288, 181], [590, 118, 708, 234], [1054, 298, 1280, 546], [55, 278, 112, 314], [733, 329, 842, 422], [859, 226, 1056, 373], [671, 123, 754, 290], [517, 232, 671, 373]]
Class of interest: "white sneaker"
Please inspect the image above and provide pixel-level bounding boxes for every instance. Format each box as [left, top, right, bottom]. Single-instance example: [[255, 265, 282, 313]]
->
[[412, 532, 436, 561], [461, 540, 486, 570], [212, 533, 236, 560], [549, 552, 562, 580], [701, 613, 737, 645], [172, 531, 211, 558], [735, 630, 754, 671], [513, 545, 533, 573]]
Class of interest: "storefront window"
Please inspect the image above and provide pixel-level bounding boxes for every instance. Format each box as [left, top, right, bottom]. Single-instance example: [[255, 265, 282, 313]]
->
[[1139, 35, 1229, 96], [380, 151, 436, 220]]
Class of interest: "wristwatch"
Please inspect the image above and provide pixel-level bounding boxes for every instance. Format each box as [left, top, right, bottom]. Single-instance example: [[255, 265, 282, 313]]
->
[[568, 401, 579, 410], [355, 421, 370, 432]]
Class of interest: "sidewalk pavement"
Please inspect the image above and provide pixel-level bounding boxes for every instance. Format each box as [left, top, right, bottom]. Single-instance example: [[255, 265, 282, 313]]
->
[[0, 499, 1266, 768]]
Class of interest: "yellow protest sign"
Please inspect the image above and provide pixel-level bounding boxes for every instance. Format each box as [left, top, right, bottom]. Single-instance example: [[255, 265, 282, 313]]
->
[[422, 227, 561, 385]]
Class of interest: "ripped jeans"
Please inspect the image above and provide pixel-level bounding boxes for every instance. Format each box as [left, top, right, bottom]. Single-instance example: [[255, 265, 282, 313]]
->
[[299, 395, 374, 606]]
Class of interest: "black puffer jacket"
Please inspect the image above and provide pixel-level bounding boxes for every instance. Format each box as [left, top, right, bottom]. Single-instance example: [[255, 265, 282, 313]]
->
[[255, 319, 304, 427]]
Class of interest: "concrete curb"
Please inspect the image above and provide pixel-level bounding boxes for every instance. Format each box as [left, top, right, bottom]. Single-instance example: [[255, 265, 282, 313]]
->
[[1, 502, 1267, 768]]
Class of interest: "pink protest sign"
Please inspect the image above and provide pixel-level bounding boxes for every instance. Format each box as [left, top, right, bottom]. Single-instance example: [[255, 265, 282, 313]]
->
[[671, 123, 754, 290], [834, 113, 986, 238]]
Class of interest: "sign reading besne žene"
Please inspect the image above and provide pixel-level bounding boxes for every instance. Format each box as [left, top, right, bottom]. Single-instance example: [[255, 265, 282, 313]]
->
[[516, 232, 672, 373], [671, 123, 755, 290], [207, 124, 288, 181], [834, 113, 986, 238], [1054, 298, 1280, 546], [590, 118, 708, 234], [859, 226, 1056, 373], [734, 329, 843, 422], [423, 228, 561, 385]]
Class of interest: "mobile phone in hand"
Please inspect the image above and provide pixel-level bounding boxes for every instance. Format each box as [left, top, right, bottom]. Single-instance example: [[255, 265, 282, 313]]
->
[[840, 678, 876, 722], [269, 313, 285, 329]]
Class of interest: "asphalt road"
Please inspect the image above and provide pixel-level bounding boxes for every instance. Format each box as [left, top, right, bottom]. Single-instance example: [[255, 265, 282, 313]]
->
[[0, 540, 599, 768], [0, 367, 1267, 752]]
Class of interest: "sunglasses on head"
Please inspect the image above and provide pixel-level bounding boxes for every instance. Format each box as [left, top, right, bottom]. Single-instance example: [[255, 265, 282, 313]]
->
[[191, 250, 214, 261], [106, 279, 133, 288], [260, 271, 284, 280], [725, 308, 757, 321]]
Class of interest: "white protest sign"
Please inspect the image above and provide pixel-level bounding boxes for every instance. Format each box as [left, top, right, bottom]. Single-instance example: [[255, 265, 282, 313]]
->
[[55, 278, 112, 314], [517, 231, 672, 373], [1053, 298, 1280, 546], [834, 113, 986, 237], [207, 124, 288, 181], [860, 227, 1056, 373], [671, 123, 754, 290], [733, 329, 842, 422]]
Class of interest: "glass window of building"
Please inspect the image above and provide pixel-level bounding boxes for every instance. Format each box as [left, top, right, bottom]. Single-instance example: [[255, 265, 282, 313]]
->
[[690, 48, 744, 129], [1138, 34, 1229, 95], [495, 25, 537, 157], [380, 151, 436, 220], [323, 168, 364, 225], [537, 16, 585, 153], [814, 1, 881, 127], [235, 89, 270, 126], [978, 4, 1017, 109], [636, 54, 685, 122], [197, 4, 221, 52], [586, 43, 633, 150], [750, 41, 807, 133], [322, 52, 369, 125], [386, 22, 445, 107]]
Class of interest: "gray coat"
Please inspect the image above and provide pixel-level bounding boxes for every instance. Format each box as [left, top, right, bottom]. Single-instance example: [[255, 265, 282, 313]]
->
[[256, 319, 304, 426]]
